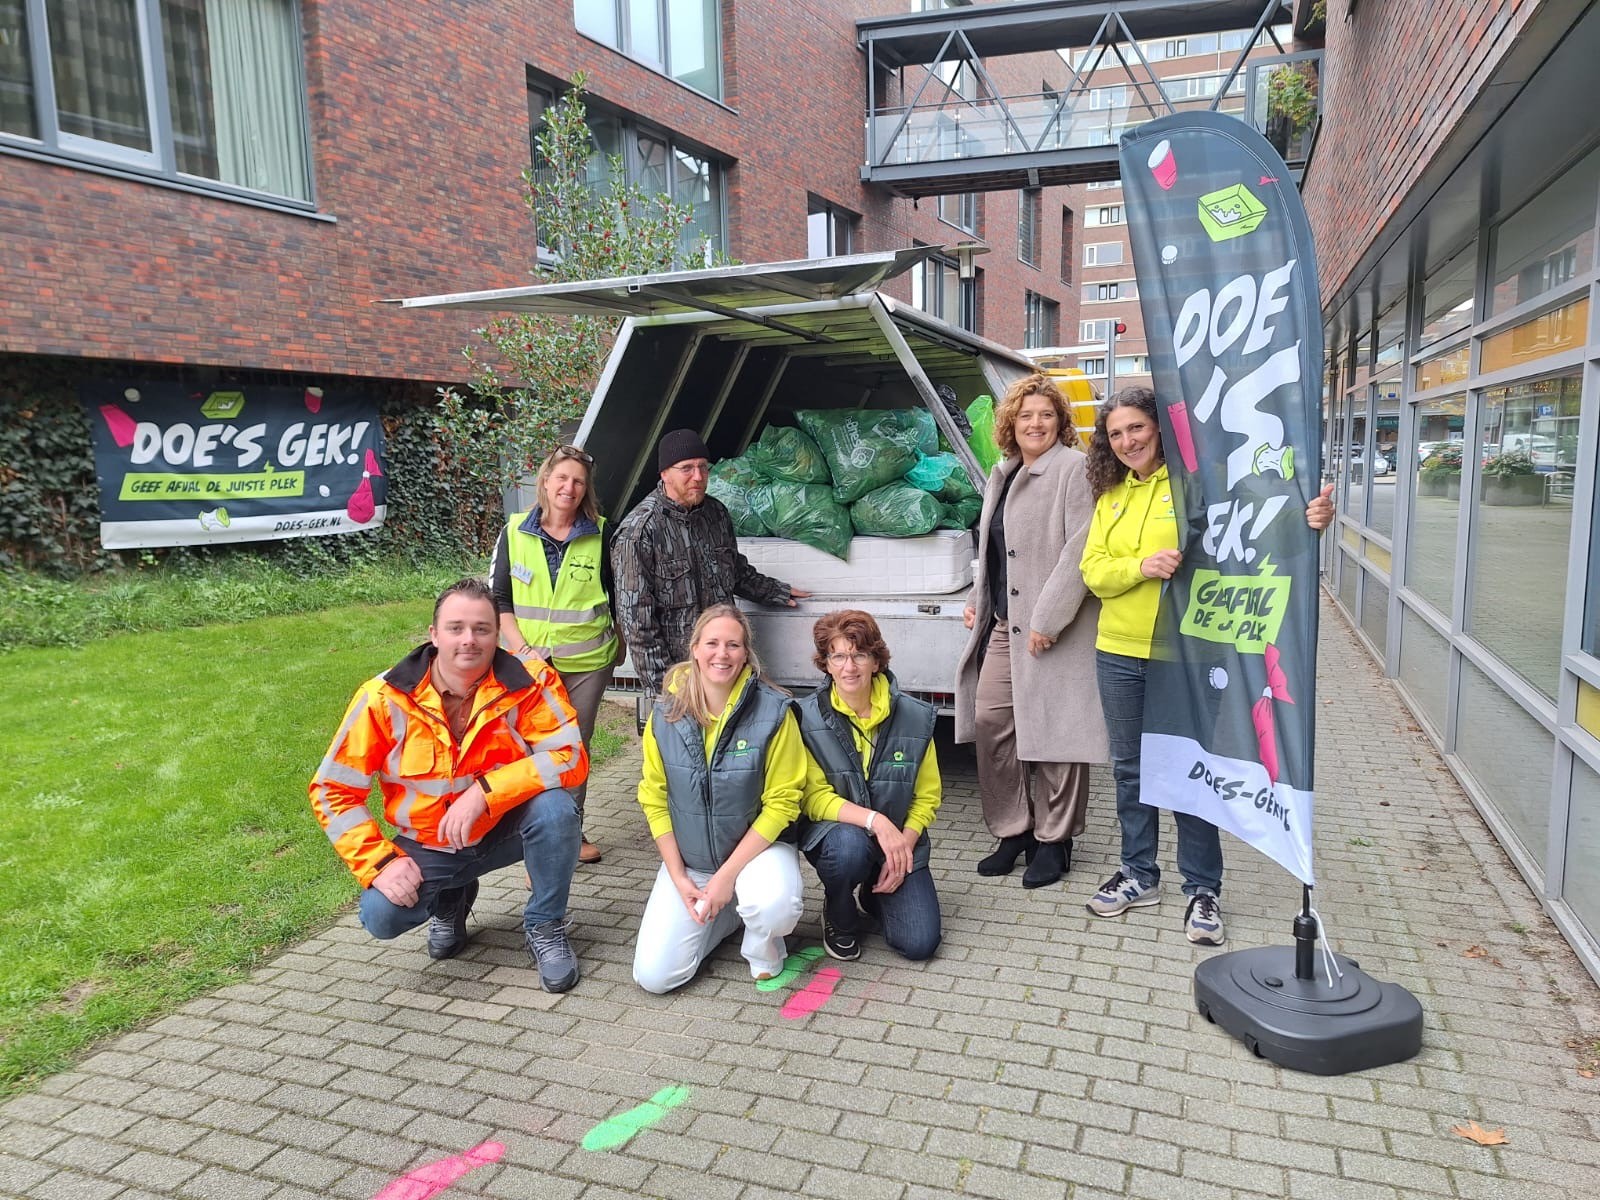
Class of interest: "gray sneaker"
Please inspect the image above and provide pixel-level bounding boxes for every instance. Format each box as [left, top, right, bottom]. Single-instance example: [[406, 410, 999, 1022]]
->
[[526, 918, 580, 993], [1085, 870, 1161, 917]]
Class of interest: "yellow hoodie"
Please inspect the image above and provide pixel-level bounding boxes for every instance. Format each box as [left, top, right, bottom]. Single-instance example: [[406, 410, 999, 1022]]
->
[[1079, 464, 1177, 658]]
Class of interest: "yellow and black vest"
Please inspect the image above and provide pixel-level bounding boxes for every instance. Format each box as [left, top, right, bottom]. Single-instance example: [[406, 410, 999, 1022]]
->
[[505, 513, 617, 673]]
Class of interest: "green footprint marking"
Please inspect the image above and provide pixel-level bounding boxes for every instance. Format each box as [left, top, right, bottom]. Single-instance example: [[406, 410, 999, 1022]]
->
[[755, 945, 826, 992], [581, 1085, 690, 1151]]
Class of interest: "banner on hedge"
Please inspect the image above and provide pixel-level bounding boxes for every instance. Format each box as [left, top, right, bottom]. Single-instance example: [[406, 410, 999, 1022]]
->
[[81, 382, 387, 549], [1118, 111, 1324, 885]]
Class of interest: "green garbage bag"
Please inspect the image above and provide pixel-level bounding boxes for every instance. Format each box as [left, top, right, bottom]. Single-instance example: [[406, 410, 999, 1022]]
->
[[751, 481, 853, 559], [966, 394, 1002, 474], [850, 482, 942, 538], [938, 495, 983, 530], [891, 407, 938, 455], [745, 423, 830, 484], [795, 409, 922, 504], [707, 456, 769, 536], [905, 451, 962, 493], [906, 452, 983, 507], [934, 462, 981, 506]]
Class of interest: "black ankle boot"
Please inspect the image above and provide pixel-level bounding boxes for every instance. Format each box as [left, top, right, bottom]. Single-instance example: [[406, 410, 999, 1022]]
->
[[977, 832, 1036, 876], [1022, 839, 1067, 889]]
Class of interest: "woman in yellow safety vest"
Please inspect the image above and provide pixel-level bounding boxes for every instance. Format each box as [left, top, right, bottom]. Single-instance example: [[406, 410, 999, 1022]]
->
[[490, 444, 621, 864]]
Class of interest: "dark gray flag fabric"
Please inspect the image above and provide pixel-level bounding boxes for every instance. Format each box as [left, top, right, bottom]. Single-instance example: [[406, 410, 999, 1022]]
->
[[1119, 111, 1323, 884]]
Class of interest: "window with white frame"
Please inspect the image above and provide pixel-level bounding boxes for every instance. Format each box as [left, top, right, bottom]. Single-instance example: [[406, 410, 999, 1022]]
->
[[1116, 354, 1152, 375], [574, 0, 722, 99], [1023, 290, 1058, 348], [529, 82, 726, 260], [0, 0, 312, 202], [1085, 180, 1121, 191], [1081, 319, 1111, 342], [1088, 86, 1127, 111], [1079, 357, 1106, 376], [1082, 279, 1137, 302], [1084, 241, 1123, 267], [807, 195, 857, 258], [1018, 188, 1041, 267], [1086, 204, 1123, 227]]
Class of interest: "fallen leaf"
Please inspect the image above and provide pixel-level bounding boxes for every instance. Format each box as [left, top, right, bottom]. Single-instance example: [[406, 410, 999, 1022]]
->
[[1462, 946, 1489, 959], [1378, 801, 1391, 807], [1579, 1069, 1595, 1079], [1436, 941, 1449, 948], [1451, 1120, 1507, 1146]]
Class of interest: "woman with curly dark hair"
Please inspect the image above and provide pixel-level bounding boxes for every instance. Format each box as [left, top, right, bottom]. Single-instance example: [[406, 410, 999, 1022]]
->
[[1080, 386, 1333, 946], [795, 610, 942, 962], [954, 373, 1108, 890]]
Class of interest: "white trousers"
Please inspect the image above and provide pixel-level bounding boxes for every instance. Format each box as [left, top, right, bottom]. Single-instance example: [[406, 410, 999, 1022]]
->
[[632, 843, 803, 994]]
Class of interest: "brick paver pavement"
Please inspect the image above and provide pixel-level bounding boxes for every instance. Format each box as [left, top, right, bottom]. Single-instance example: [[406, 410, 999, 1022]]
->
[[3, 598, 1597, 1199]]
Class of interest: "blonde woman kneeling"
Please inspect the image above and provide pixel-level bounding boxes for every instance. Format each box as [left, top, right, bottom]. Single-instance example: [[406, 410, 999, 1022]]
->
[[633, 605, 805, 993]]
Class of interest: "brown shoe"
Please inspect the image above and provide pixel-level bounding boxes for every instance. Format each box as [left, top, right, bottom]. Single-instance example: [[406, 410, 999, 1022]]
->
[[579, 840, 603, 864]]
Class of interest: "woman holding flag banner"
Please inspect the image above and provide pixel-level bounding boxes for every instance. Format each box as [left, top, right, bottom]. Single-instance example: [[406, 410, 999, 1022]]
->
[[1080, 387, 1332, 946]]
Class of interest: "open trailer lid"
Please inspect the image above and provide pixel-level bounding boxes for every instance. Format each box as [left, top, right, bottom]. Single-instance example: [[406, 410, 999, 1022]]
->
[[388, 248, 935, 320]]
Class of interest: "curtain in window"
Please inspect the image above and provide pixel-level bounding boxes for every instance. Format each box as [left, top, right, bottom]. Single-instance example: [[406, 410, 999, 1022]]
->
[[202, 0, 308, 198], [0, 0, 35, 136], [48, 0, 151, 151]]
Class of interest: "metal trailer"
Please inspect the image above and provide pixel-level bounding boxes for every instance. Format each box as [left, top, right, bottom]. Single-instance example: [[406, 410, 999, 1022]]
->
[[395, 250, 1040, 716]]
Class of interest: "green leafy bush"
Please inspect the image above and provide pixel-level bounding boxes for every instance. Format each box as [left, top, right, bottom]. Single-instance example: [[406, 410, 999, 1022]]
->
[[1481, 450, 1535, 478]]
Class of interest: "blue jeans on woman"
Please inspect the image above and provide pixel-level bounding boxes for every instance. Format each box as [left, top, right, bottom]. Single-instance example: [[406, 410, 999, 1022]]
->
[[1095, 651, 1223, 897], [806, 824, 942, 961]]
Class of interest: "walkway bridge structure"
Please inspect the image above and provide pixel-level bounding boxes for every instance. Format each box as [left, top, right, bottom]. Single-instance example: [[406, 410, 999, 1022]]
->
[[858, 0, 1322, 198]]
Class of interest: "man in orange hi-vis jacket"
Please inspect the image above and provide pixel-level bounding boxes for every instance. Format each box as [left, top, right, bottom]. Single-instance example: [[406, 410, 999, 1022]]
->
[[310, 578, 589, 992]]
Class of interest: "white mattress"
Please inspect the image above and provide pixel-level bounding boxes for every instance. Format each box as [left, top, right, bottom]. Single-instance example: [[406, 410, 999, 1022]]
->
[[738, 529, 975, 596]]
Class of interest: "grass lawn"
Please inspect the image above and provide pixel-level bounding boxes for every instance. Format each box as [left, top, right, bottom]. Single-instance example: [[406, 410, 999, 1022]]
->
[[0, 599, 630, 1096]]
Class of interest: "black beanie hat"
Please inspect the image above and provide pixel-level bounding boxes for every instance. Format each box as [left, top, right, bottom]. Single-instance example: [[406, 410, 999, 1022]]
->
[[658, 428, 712, 472]]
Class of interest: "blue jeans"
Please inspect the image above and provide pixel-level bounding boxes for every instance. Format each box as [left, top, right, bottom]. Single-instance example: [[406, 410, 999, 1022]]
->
[[805, 823, 942, 961], [358, 787, 580, 938], [1095, 651, 1223, 898]]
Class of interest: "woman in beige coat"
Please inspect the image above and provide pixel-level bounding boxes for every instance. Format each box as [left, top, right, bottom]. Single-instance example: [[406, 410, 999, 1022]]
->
[[955, 374, 1109, 888]]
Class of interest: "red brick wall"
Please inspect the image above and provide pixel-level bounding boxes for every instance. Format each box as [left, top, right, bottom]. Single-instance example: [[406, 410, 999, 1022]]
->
[[0, 0, 1077, 380], [1301, 0, 1541, 301]]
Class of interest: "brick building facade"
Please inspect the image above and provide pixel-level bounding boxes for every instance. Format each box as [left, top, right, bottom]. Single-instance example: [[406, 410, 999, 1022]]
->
[[0, 1, 1078, 387]]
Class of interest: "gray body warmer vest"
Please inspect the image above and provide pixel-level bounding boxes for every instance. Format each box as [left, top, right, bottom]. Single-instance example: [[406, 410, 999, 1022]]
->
[[795, 673, 936, 873], [652, 678, 794, 874]]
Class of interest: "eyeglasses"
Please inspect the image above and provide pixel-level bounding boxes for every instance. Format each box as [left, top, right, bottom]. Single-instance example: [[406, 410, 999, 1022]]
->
[[826, 652, 874, 667], [553, 444, 594, 465], [669, 460, 710, 476]]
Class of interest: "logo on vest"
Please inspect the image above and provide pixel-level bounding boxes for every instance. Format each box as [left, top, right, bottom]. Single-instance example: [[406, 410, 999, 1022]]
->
[[893, 750, 905, 762]]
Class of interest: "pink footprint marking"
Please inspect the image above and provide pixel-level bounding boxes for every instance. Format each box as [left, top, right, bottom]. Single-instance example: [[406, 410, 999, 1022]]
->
[[370, 1141, 504, 1200], [780, 966, 842, 1020]]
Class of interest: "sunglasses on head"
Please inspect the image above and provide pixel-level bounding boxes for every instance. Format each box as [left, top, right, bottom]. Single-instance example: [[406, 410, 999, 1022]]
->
[[553, 444, 594, 465]]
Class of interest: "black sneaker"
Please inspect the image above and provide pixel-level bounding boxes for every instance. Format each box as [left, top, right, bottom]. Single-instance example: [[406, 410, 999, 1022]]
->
[[425, 880, 478, 960], [822, 914, 862, 961]]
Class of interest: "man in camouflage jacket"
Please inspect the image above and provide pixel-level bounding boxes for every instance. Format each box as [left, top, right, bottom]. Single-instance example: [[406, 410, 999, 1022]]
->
[[612, 429, 807, 695]]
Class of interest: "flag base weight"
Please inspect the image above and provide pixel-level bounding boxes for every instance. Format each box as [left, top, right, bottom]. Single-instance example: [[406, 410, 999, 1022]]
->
[[1194, 944, 1423, 1075]]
